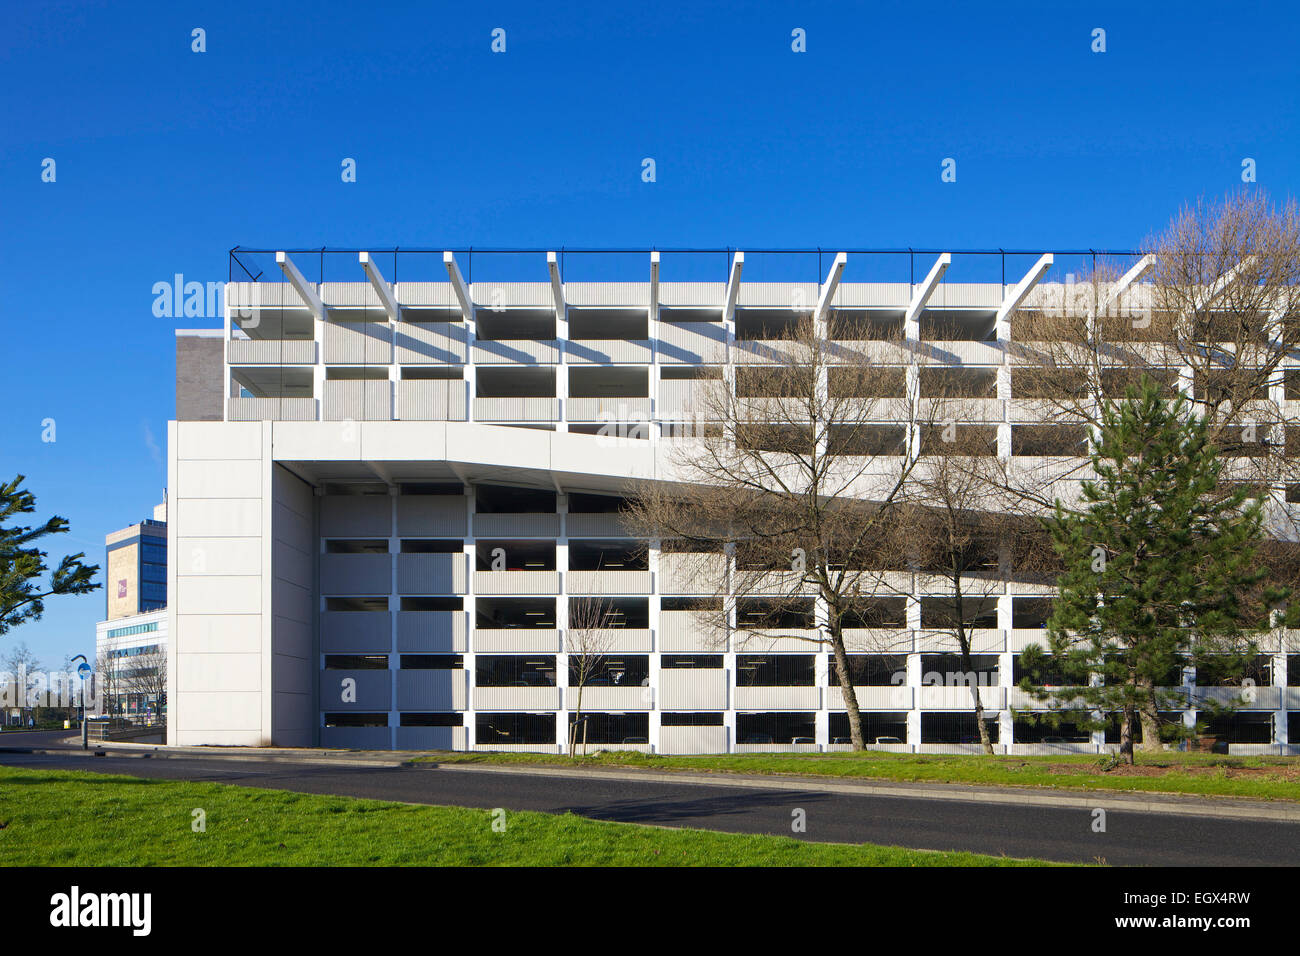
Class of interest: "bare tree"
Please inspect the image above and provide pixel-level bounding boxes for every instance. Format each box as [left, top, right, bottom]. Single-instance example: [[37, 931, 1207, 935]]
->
[[117, 646, 166, 723], [1150, 191, 1300, 455], [628, 317, 946, 750], [1, 642, 43, 727], [566, 588, 620, 757], [94, 647, 120, 719], [1008, 191, 1300, 525], [903, 425, 1014, 755], [55, 654, 77, 723]]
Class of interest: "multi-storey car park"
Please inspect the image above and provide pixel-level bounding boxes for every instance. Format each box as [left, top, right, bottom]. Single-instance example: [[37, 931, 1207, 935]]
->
[[165, 247, 1300, 754]]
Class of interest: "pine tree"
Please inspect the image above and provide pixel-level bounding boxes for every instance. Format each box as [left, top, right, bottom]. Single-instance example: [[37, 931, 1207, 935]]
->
[[1, 475, 100, 637], [1019, 377, 1285, 763]]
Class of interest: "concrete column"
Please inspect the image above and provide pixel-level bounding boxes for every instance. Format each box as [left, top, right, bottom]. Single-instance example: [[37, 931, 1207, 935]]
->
[[556, 493, 570, 752], [223, 288, 234, 420], [906, 595, 922, 749], [997, 594, 1014, 748], [1182, 663, 1199, 749], [648, 538, 662, 751], [906, 650, 922, 750], [649, 290, 662, 452], [312, 289, 326, 420], [312, 365, 326, 422], [1091, 668, 1107, 752], [1274, 652, 1289, 749], [463, 285, 477, 422], [905, 282, 921, 343], [388, 487, 399, 750], [814, 295, 830, 467], [388, 362, 399, 421], [905, 362, 922, 459], [996, 289, 1012, 461], [814, 642, 830, 748], [993, 306, 1013, 455], [905, 295, 922, 458], [723, 542, 737, 752], [462, 486, 477, 750], [556, 301, 569, 432]]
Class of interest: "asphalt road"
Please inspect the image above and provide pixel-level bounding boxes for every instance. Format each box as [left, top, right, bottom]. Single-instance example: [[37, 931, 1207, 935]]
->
[[2, 733, 1296, 865]]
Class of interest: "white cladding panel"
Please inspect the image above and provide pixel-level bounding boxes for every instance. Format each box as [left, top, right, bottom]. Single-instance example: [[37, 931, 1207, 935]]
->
[[175, 537, 262, 576], [170, 421, 271, 747], [178, 653, 262, 693], [173, 614, 262, 655], [176, 576, 262, 615], [175, 499, 262, 537], [176, 458, 263, 499]]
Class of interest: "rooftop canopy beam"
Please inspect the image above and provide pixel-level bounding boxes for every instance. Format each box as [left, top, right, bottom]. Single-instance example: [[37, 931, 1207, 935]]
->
[[275, 251, 327, 321], [1103, 253, 1155, 309], [905, 253, 951, 324], [546, 251, 565, 319], [649, 251, 660, 322], [997, 253, 1054, 324], [443, 251, 474, 321], [815, 252, 847, 323], [358, 252, 401, 321], [1207, 256, 1258, 303], [723, 251, 744, 323]]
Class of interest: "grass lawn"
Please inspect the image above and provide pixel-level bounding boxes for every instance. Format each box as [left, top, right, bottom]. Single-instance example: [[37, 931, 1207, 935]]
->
[[0, 766, 1058, 866], [418, 750, 1300, 803]]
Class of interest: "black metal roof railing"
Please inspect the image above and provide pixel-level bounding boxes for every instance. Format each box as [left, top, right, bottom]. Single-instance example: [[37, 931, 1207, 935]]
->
[[229, 246, 1146, 287]]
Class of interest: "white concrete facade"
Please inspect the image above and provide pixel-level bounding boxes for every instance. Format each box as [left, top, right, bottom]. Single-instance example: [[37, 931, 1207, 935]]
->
[[165, 251, 1300, 753]]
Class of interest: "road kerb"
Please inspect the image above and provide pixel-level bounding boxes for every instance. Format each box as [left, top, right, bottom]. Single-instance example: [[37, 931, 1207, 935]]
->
[[425, 762, 1300, 823]]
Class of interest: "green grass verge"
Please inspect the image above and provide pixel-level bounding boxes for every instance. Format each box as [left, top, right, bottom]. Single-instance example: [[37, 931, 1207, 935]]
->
[[0, 766, 1058, 866], [417, 750, 1300, 802]]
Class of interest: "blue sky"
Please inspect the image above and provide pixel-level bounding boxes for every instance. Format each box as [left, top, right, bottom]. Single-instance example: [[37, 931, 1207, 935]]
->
[[1, 0, 1297, 666]]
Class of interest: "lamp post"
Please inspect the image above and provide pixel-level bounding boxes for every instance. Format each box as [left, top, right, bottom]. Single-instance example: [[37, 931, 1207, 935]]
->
[[71, 655, 90, 750]]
